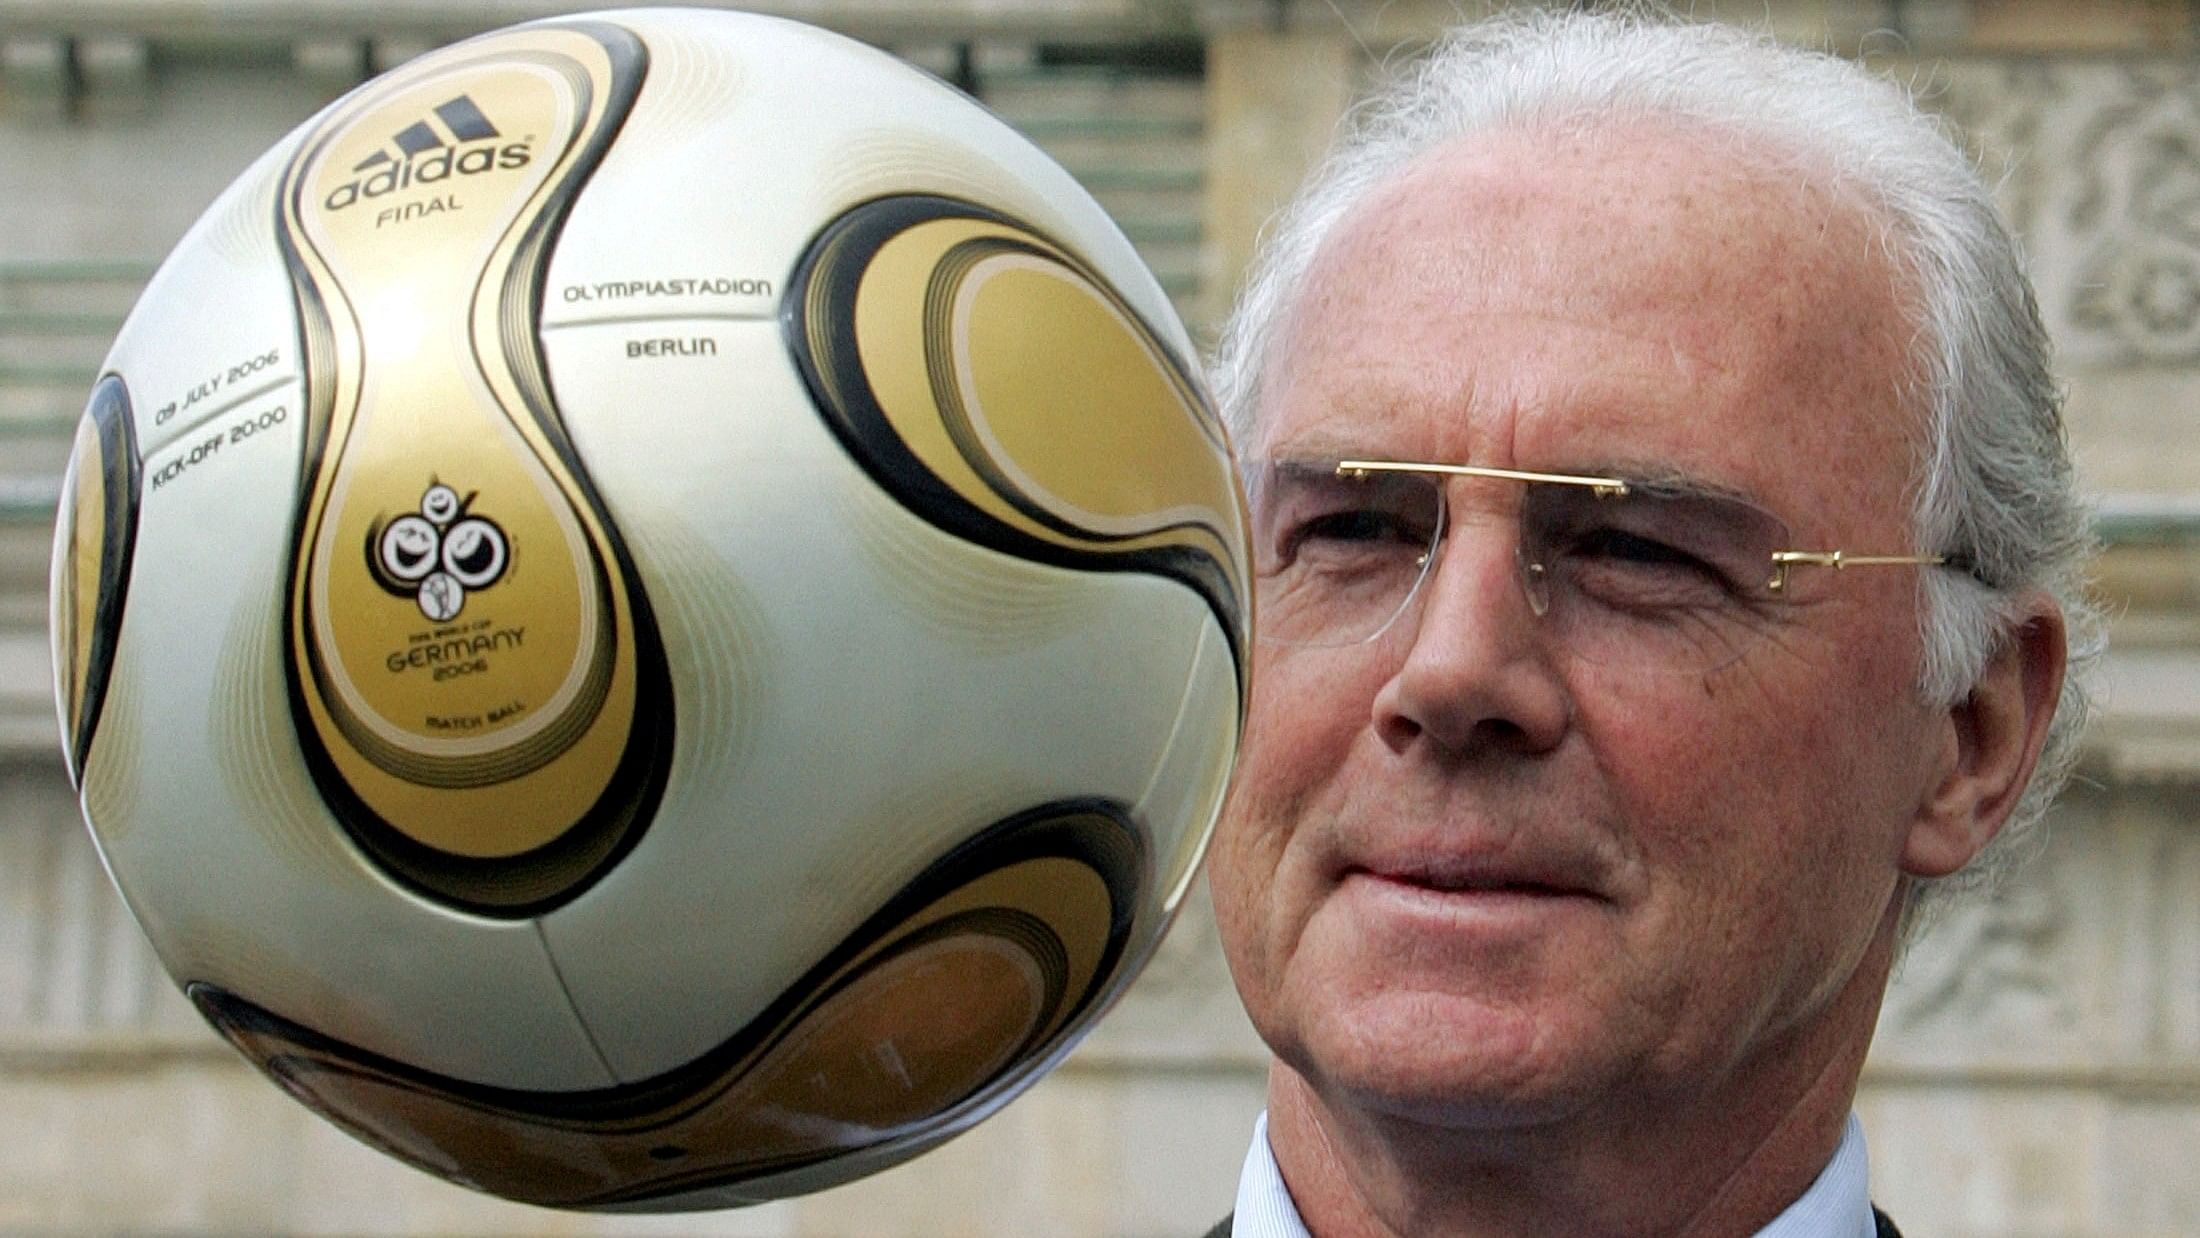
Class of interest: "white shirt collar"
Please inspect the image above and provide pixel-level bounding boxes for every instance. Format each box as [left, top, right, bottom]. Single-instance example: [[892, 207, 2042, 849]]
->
[[1230, 1110, 1875, 1238], [1231, 1112, 1314, 1238]]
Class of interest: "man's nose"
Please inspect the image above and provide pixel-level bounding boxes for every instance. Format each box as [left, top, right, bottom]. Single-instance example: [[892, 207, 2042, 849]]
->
[[1370, 519, 1571, 757]]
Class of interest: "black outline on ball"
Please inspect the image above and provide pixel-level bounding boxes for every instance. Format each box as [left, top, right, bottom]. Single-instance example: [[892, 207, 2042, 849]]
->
[[61, 374, 143, 783]]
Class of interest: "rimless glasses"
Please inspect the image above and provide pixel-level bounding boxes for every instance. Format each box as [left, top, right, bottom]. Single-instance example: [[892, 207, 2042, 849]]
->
[[1251, 458, 1960, 672]]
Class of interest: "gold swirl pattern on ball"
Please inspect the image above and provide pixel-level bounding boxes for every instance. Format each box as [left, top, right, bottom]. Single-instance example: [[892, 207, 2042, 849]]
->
[[188, 802, 1142, 1208], [272, 20, 673, 913], [787, 196, 1250, 697]]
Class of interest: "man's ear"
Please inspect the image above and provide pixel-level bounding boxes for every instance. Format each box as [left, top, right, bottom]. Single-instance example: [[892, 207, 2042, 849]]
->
[[1903, 597, 2069, 879]]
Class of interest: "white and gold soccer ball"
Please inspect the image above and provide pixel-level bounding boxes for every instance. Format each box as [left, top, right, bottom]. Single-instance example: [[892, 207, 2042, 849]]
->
[[48, 8, 1246, 1210]]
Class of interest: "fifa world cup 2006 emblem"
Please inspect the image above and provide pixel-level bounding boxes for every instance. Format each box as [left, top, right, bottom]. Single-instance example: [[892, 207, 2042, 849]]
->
[[369, 481, 509, 621]]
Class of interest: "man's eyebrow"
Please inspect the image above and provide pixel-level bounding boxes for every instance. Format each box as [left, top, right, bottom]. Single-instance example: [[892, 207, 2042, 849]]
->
[[1258, 452, 1356, 473], [1589, 462, 1766, 507], [1253, 435, 1368, 465], [1256, 450, 1756, 500], [1247, 445, 1775, 519]]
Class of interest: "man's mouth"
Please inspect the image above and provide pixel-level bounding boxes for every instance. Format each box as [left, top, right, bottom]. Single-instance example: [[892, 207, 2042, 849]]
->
[[1345, 859, 1607, 903], [1374, 874, 1579, 896]]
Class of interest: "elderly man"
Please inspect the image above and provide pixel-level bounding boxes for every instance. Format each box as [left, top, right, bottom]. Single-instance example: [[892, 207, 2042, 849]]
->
[[1201, 11, 2099, 1238]]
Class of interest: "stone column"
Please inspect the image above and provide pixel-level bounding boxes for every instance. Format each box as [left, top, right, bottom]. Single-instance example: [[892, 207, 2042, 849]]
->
[[1201, 23, 1356, 329]]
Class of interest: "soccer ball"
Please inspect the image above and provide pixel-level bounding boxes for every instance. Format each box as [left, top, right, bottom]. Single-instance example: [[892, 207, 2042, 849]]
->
[[47, 8, 1246, 1210]]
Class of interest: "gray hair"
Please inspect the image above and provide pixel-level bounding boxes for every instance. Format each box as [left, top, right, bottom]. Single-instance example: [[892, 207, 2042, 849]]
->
[[1208, 9, 2105, 937]]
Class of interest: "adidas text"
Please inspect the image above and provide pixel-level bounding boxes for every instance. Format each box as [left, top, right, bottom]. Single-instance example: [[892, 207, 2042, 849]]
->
[[324, 141, 533, 211]]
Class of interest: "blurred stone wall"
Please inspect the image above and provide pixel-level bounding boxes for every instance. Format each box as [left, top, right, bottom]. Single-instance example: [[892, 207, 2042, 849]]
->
[[1, 2, 2195, 1235]]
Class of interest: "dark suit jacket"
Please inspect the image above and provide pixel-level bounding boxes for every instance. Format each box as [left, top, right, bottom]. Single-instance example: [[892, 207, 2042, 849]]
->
[[1201, 1206, 1903, 1236]]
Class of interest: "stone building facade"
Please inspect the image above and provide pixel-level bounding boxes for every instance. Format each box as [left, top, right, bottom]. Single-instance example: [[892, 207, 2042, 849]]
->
[[0, 1, 2194, 1234]]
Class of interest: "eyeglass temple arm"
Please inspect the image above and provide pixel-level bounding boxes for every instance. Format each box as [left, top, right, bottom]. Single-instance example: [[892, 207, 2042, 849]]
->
[[1767, 550, 1949, 592], [1335, 459, 1631, 498]]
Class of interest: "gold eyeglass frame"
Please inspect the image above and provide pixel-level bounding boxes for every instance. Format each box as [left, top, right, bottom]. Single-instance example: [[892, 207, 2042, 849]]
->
[[1333, 459, 1948, 594]]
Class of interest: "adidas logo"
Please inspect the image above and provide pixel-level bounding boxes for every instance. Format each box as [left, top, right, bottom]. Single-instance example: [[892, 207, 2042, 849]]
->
[[323, 94, 534, 212]]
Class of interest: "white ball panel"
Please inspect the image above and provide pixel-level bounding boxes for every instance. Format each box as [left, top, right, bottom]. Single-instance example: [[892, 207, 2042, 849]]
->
[[1136, 619, 1241, 917], [535, 318, 1212, 1081], [103, 129, 311, 464]]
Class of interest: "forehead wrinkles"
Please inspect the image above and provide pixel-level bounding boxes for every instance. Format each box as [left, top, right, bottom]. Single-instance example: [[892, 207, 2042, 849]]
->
[[1255, 119, 1924, 503]]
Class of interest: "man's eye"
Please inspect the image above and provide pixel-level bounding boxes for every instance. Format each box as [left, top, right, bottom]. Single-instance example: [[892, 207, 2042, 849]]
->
[[1267, 507, 1429, 574], [1286, 507, 1436, 561], [1300, 509, 1412, 545], [1562, 526, 1741, 604], [1573, 527, 1701, 569]]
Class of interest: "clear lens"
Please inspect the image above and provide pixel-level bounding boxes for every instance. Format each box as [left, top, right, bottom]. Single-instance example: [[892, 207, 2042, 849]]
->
[[1252, 460, 1442, 647], [1251, 461, 1798, 669], [1521, 481, 1793, 671]]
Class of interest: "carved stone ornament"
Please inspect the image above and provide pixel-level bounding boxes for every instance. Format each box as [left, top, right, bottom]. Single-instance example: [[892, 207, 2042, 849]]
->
[[1880, 848, 2081, 1053], [1944, 58, 2200, 366]]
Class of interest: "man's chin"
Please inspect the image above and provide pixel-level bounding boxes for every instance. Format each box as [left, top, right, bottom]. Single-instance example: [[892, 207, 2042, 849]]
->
[[1273, 989, 1625, 1134]]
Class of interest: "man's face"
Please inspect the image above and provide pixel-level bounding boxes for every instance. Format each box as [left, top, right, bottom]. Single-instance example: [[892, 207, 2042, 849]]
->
[[1209, 122, 1953, 1131]]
